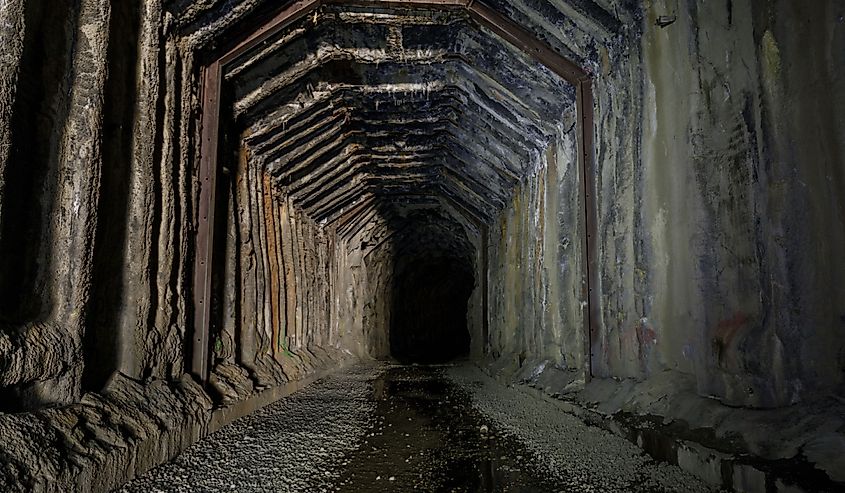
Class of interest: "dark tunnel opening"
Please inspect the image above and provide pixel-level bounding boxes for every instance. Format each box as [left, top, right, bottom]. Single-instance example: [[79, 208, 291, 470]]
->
[[390, 256, 474, 364]]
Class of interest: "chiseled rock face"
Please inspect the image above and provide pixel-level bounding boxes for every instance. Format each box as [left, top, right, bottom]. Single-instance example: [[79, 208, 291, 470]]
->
[[0, 372, 212, 492], [638, 0, 845, 408], [0, 0, 842, 490]]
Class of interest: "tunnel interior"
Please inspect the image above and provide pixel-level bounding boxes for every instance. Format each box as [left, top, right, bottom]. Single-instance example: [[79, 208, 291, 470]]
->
[[387, 210, 476, 363], [204, 2, 577, 371], [1, 0, 845, 490], [390, 256, 473, 363]]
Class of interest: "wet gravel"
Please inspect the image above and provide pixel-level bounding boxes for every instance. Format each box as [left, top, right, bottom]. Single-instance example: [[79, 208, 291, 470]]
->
[[117, 363, 721, 492], [448, 365, 722, 493], [333, 365, 559, 492]]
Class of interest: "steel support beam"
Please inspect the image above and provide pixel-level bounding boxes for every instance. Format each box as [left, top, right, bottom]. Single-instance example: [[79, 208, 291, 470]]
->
[[577, 80, 598, 381], [192, 61, 221, 382]]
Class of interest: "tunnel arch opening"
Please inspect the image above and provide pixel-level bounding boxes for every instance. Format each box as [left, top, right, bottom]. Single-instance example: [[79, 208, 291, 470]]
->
[[390, 255, 474, 363], [382, 209, 477, 364], [189, 0, 599, 384]]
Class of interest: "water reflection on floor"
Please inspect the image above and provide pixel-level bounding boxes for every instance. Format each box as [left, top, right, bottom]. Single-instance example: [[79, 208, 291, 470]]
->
[[334, 365, 558, 492]]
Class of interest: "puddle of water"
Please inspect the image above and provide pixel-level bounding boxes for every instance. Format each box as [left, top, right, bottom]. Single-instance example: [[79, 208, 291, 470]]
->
[[334, 365, 559, 492]]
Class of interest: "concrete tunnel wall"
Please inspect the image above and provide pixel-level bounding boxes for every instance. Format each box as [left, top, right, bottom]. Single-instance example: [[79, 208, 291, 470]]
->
[[0, 0, 842, 490]]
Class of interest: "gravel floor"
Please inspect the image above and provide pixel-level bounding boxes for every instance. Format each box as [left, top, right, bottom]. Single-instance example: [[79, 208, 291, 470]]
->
[[447, 365, 721, 493], [332, 364, 560, 492], [117, 363, 721, 492], [117, 365, 377, 493]]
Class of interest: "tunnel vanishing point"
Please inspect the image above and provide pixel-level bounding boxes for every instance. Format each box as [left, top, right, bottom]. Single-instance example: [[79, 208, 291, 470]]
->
[[0, 0, 843, 491]]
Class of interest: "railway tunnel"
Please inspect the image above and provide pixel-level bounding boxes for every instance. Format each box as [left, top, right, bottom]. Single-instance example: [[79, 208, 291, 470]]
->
[[195, 1, 592, 373], [0, 0, 844, 491]]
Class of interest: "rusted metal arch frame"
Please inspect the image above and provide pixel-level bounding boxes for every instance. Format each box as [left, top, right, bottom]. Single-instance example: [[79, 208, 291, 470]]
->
[[193, 0, 600, 382]]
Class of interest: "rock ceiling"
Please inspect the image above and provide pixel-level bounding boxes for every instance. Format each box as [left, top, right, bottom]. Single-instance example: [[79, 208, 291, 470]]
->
[[174, 2, 578, 236]]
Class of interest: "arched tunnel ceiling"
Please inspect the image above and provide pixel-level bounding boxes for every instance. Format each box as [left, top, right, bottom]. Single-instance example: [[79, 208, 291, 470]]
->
[[200, 3, 578, 228]]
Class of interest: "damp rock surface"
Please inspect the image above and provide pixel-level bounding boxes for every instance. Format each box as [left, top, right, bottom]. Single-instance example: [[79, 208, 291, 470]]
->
[[117, 364, 720, 492]]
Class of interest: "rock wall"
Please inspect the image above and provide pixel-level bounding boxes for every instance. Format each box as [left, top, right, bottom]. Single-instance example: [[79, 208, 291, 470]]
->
[[481, 0, 844, 409], [210, 151, 338, 398], [0, 0, 112, 408], [485, 117, 585, 372], [333, 204, 481, 362], [639, 0, 845, 407], [0, 0, 355, 488]]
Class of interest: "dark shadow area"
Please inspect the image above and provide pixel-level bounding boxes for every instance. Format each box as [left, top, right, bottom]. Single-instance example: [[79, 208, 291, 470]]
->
[[208, 140, 238, 372], [83, 0, 141, 392], [390, 256, 473, 364], [0, 386, 24, 413]]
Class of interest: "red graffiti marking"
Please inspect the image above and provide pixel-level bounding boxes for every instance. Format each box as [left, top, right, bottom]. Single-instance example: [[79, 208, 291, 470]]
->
[[712, 311, 751, 366]]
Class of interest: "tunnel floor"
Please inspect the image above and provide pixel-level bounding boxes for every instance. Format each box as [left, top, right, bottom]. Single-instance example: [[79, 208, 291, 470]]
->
[[118, 364, 717, 493], [333, 366, 555, 492]]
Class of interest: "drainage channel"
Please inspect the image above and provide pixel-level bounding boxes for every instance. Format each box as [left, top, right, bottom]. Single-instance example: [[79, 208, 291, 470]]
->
[[334, 365, 558, 492]]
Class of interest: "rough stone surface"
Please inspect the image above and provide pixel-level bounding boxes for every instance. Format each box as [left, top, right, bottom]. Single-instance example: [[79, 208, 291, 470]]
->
[[0, 0, 841, 490], [119, 364, 725, 492], [482, 357, 845, 490], [0, 372, 211, 493], [0, 347, 351, 492]]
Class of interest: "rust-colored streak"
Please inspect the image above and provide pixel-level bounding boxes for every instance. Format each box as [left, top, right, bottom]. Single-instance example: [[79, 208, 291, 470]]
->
[[262, 172, 282, 357], [713, 312, 751, 367]]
